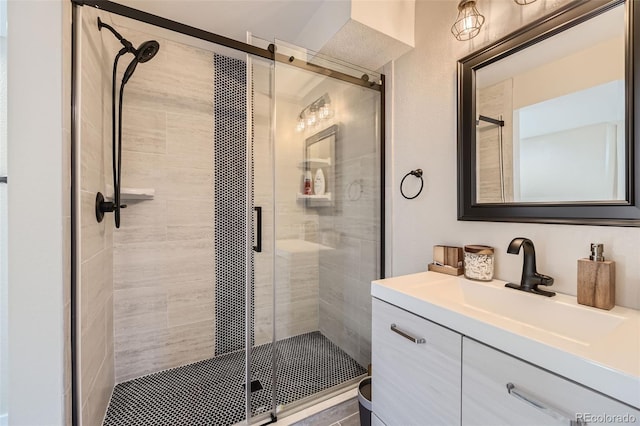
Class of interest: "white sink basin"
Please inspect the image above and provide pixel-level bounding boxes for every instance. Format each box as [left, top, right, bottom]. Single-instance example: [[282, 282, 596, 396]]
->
[[456, 279, 625, 345]]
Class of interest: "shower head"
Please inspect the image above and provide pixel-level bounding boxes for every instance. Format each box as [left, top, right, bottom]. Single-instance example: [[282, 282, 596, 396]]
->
[[122, 40, 160, 85], [98, 17, 160, 85], [136, 40, 160, 63]]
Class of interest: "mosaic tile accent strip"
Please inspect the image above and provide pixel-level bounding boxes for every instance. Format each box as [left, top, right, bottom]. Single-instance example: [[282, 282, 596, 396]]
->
[[103, 331, 366, 426], [213, 53, 254, 355]]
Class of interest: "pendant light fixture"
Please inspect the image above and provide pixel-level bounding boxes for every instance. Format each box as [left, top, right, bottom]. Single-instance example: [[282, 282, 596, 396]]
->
[[451, 0, 486, 41], [514, 0, 537, 4], [295, 93, 333, 132]]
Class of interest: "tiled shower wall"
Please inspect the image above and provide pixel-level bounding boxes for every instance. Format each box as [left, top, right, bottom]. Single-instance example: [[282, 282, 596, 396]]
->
[[270, 87, 322, 344], [213, 54, 253, 355], [308, 82, 380, 368], [251, 64, 327, 347], [77, 7, 115, 425], [110, 24, 216, 383], [270, 68, 381, 368], [477, 81, 514, 203]]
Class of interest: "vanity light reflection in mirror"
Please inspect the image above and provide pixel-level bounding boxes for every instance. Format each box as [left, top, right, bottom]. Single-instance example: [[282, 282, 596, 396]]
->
[[475, 4, 624, 204]]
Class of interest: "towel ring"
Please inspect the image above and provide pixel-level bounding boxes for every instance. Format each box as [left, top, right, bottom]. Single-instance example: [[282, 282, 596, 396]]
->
[[400, 169, 424, 200]]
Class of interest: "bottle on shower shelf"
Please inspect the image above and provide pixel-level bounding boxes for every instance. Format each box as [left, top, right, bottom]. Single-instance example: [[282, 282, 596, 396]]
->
[[314, 168, 326, 195], [303, 170, 313, 195]]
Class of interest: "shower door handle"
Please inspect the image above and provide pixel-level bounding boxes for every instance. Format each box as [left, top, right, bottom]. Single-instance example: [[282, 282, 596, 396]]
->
[[253, 206, 262, 253]]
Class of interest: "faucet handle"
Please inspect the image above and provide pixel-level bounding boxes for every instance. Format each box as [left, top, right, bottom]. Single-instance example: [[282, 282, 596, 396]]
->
[[537, 274, 554, 287]]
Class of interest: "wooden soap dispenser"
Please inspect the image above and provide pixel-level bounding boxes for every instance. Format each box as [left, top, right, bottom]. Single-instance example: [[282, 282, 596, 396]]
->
[[577, 243, 615, 310]]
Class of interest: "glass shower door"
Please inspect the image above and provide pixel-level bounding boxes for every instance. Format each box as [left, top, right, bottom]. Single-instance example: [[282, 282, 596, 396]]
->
[[270, 40, 382, 415], [73, 6, 278, 424], [246, 49, 277, 424]]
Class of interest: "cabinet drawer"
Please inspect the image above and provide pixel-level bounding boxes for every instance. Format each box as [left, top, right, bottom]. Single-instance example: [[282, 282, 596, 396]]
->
[[372, 298, 462, 426], [462, 338, 640, 425]]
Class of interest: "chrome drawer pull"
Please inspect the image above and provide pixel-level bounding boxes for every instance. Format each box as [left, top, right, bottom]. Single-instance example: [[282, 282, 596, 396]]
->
[[506, 383, 585, 426], [390, 324, 426, 344]]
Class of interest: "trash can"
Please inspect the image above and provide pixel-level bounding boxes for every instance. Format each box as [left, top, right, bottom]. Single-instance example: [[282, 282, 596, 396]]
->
[[358, 377, 372, 426]]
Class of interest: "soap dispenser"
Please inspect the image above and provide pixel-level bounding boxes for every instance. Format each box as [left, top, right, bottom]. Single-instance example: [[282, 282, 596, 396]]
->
[[577, 243, 615, 310]]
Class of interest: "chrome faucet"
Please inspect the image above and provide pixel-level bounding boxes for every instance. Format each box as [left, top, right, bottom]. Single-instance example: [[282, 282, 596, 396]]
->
[[505, 237, 555, 297]]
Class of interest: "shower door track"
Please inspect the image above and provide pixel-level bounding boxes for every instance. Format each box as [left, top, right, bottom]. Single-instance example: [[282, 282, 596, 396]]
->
[[71, 0, 383, 92]]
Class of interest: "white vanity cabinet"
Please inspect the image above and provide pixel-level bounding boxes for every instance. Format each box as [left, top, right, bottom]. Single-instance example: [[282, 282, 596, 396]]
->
[[462, 338, 640, 426], [371, 272, 640, 425], [371, 298, 462, 426]]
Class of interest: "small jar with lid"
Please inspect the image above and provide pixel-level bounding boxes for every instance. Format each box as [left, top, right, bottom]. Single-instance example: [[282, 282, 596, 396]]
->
[[464, 245, 495, 281]]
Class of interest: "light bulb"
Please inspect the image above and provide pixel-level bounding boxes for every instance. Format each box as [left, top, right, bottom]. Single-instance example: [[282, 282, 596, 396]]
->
[[451, 0, 485, 41], [306, 109, 318, 127], [319, 104, 332, 119]]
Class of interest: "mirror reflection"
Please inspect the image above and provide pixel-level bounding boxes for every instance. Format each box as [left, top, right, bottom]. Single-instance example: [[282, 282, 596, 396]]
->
[[475, 4, 624, 204]]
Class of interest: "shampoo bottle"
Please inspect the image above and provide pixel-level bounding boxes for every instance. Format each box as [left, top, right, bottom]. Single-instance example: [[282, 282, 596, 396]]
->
[[314, 168, 326, 195], [577, 243, 615, 310], [303, 170, 313, 195]]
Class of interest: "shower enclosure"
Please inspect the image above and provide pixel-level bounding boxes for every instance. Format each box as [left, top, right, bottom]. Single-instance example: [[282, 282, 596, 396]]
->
[[72, 2, 383, 425]]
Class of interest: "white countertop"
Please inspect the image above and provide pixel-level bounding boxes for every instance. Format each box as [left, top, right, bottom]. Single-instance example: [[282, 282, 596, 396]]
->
[[372, 271, 640, 409]]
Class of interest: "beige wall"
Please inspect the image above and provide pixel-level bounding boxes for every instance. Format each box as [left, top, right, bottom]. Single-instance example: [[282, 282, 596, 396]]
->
[[477, 80, 514, 203], [389, 0, 640, 309], [513, 36, 624, 110]]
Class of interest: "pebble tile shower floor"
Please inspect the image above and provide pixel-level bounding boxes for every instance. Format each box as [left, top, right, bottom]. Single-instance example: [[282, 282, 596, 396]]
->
[[102, 331, 366, 426]]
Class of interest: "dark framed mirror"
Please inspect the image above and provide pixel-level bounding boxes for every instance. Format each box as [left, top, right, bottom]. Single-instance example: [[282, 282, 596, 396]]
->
[[457, 0, 640, 226]]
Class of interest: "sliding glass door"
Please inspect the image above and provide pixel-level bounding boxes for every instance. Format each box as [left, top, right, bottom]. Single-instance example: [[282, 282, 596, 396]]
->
[[270, 40, 382, 416]]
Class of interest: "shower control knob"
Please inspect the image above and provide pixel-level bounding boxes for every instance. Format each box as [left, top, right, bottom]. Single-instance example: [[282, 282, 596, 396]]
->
[[95, 192, 127, 223]]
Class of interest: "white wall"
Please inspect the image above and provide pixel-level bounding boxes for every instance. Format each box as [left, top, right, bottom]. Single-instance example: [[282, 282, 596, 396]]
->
[[351, 0, 414, 47], [7, 0, 66, 424], [389, 0, 640, 309]]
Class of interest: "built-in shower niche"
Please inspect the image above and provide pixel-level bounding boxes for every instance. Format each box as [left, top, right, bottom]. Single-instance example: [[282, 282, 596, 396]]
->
[[297, 124, 336, 207]]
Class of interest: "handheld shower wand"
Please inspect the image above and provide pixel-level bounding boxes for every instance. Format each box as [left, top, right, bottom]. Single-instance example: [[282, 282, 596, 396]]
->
[[122, 40, 160, 85], [95, 18, 159, 229]]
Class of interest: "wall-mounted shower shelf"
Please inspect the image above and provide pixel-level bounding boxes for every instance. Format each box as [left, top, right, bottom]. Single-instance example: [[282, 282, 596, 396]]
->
[[121, 188, 155, 201], [298, 158, 331, 169], [296, 193, 332, 201]]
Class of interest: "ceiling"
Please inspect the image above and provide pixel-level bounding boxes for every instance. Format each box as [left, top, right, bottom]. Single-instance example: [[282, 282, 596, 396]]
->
[[115, 0, 326, 45]]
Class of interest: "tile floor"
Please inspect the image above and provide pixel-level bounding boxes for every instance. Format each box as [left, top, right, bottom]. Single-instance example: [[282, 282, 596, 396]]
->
[[103, 331, 366, 425]]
